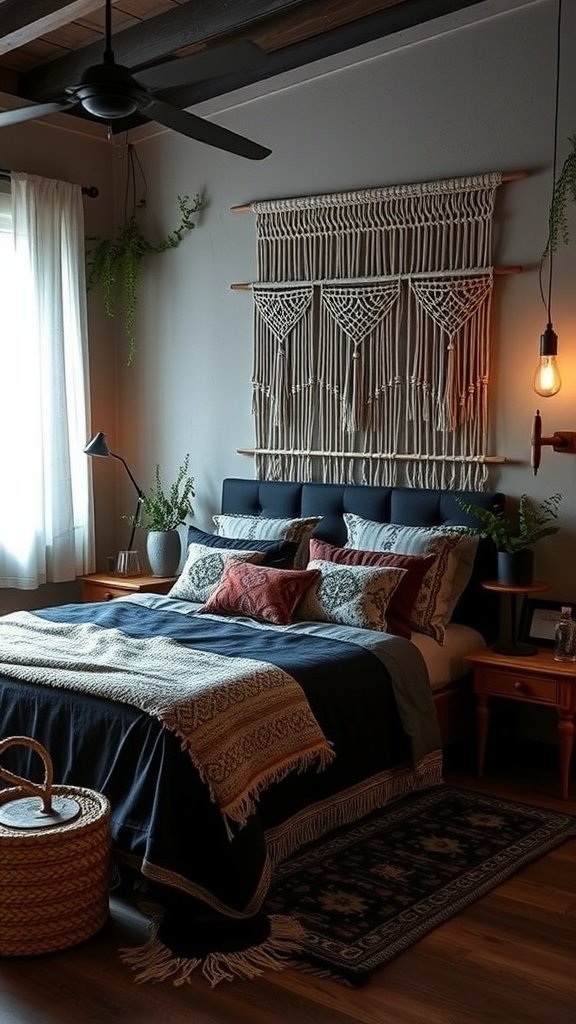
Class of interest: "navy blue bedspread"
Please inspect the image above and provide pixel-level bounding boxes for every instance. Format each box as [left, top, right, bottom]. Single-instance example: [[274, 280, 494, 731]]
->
[[0, 601, 413, 913]]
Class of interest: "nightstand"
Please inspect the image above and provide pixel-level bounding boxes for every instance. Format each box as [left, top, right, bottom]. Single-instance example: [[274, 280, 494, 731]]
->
[[465, 646, 576, 799], [79, 572, 178, 603]]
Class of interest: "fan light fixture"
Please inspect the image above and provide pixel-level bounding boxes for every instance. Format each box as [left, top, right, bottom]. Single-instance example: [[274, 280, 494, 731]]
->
[[533, 0, 563, 398]]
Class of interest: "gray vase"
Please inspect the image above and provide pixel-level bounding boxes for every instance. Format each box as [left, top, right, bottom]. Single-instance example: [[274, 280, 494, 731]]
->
[[146, 530, 181, 577]]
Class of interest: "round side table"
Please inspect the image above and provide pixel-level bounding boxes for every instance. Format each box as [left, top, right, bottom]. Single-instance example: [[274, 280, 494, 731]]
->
[[481, 580, 550, 657]]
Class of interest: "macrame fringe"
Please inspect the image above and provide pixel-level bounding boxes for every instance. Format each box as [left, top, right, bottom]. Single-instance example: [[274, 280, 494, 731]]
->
[[120, 914, 306, 987]]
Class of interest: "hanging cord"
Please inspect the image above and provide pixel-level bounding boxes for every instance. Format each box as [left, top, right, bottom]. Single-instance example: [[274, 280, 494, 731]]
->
[[539, 0, 562, 321], [124, 143, 148, 220]]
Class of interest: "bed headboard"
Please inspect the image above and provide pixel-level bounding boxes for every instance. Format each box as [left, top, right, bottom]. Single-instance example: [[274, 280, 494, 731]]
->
[[221, 478, 505, 640]]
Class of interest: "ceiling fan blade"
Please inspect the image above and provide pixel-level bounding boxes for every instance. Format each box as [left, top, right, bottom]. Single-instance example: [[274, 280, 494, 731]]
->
[[140, 97, 271, 160], [0, 100, 76, 128], [134, 41, 268, 92]]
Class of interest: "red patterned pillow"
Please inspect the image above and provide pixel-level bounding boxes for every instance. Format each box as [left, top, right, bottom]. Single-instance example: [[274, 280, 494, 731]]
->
[[308, 538, 436, 638], [198, 560, 321, 625]]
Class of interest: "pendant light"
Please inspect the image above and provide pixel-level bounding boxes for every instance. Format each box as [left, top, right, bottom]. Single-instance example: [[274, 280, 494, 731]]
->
[[533, 0, 563, 398]]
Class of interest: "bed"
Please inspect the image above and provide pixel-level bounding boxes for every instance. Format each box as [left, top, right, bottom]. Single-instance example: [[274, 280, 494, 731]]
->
[[0, 477, 503, 974]]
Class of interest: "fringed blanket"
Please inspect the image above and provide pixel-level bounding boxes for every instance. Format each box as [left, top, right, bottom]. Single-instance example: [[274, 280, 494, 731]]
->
[[0, 610, 333, 831]]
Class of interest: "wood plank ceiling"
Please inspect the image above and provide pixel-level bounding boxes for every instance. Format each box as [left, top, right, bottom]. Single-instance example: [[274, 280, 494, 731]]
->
[[0, 0, 486, 131]]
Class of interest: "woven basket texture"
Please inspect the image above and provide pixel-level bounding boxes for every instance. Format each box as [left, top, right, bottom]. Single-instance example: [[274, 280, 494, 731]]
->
[[0, 783, 111, 956]]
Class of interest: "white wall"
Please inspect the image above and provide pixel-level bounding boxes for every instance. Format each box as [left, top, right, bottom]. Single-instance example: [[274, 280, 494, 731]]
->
[[115, 0, 576, 600]]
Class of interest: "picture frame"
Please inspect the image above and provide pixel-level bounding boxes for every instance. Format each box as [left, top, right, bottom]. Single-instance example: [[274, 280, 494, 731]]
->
[[519, 598, 575, 648]]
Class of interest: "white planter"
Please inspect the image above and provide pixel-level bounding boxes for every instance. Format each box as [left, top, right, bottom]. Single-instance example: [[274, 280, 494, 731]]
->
[[146, 530, 181, 577]]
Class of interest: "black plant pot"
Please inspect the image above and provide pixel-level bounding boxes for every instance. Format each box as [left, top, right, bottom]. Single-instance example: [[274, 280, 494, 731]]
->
[[497, 549, 534, 587]]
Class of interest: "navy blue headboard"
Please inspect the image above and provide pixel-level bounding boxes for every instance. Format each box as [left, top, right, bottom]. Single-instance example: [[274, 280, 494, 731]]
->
[[221, 478, 504, 640]]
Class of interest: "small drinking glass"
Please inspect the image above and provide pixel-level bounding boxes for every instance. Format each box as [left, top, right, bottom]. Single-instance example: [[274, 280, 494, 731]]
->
[[116, 550, 142, 576]]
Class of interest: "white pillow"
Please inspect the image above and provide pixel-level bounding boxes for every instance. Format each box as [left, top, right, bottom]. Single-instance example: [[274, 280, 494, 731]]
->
[[297, 558, 407, 632], [343, 514, 478, 644], [212, 514, 321, 569], [169, 543, 264, 603]]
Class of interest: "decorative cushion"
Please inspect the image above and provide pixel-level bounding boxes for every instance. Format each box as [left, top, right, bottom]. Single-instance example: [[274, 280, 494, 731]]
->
[[199, 561, 321, 625], [169, 543, 264, 603], [297, 558, 407, 632], [212, 514, 321, 569], [186, 524, 297, 569], [308, 538, 436, 639], [343, 514, 479, 643]]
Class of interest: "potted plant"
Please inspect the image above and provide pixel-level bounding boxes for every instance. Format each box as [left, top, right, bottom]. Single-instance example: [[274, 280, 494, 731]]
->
[[457, 493, 562, 586], [130, 455, 195, 576]]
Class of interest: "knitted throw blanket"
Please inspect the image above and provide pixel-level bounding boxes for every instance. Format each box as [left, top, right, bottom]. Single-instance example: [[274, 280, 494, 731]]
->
[[0, 611, 334, 831]]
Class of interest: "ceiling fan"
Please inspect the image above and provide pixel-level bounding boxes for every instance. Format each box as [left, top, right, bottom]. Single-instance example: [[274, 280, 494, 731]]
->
[[0, 0, 271, 160]]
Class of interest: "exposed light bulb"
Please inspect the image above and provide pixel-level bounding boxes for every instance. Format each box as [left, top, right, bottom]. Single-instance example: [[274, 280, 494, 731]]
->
[[533, 354, 562, 397], [532, 323, 561, 397]]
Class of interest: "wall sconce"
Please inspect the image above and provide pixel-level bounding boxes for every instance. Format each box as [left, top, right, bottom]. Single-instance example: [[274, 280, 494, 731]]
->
[[533, 0, 563, 398], [531, 409, 576, 475]]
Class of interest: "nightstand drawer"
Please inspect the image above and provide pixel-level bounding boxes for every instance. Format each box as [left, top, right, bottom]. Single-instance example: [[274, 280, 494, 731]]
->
[[82, 582, 128, 602], [480, 668, 559, 704]]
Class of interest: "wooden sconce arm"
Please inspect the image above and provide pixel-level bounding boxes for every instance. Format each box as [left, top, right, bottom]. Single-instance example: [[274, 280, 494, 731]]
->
[[532, 410, 576, 475]]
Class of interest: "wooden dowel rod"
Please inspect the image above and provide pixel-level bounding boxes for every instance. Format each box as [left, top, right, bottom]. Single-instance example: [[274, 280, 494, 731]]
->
[[231, 267, 522, 290], [230, 172, 529, 212], [237, 447, 506, 464]]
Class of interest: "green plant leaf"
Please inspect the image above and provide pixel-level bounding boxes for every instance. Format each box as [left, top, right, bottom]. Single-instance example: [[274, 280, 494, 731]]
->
[[125, 454, 195, 532]]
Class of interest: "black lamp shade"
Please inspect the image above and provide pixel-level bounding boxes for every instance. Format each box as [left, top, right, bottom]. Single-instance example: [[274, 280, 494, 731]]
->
[[84, 431, 110, 458]]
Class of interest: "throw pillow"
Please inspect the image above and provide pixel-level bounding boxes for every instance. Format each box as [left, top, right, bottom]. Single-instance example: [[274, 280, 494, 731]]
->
[[297, 558, 407, 632], [343, 514, 479, 643], [186, 524, 297, 569], [212, 514, 321, 569], [199, 561, 321, 625], [308, 538, 436, 639], [169, 543, 264, 603]]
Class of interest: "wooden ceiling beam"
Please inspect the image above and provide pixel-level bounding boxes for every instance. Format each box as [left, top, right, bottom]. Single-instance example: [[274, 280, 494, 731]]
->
[[22, 0, 313, 99], [144, 0, 485, 117], [0, 1, 104, 55]]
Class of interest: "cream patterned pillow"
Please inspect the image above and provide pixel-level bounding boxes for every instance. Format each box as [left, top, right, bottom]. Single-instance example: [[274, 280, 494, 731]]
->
[[343, 514, 479, 644], [212, 514, 321, 569], [297, 559, 407, 632], [169, 543, 264, 603]]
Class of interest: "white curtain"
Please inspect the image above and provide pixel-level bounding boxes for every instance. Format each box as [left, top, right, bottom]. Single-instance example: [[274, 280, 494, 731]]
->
[[0, 172, 95, 589]]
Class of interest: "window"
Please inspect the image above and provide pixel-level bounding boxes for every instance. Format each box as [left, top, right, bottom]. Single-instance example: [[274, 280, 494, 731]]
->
[[0, 175, 94, 589]]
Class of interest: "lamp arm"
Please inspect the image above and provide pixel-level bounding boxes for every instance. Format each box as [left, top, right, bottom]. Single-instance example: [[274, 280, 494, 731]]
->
[[109, 451, 144, 498], [127, 495, 143, 552]]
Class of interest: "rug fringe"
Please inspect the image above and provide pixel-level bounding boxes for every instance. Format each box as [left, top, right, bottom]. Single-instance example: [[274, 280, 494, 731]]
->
[[120, 914, 306, 987]]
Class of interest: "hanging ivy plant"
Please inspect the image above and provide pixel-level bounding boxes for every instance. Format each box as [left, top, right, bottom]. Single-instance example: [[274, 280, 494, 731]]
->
[[86, 145, 203, 365], [542, 133, 576, 258]]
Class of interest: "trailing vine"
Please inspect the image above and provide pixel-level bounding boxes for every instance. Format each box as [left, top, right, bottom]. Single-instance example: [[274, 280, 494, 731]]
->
[[86, 144, 203, 365], [542, 134, 576, 258]]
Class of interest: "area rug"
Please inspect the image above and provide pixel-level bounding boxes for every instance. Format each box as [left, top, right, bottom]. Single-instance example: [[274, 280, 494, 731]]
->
[[263, 784, 576, 986]]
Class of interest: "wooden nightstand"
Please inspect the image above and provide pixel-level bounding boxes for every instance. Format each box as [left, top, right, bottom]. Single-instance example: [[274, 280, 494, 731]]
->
[[79, 572, 178, 603], [465, 646, 576, 799]]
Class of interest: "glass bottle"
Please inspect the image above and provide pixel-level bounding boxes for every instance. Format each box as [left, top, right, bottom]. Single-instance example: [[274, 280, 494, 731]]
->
[[553, 605, 576, 662]]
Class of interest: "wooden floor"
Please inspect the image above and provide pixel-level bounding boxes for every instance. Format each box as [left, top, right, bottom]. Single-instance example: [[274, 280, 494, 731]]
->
[[2, 756, 576, 1024]]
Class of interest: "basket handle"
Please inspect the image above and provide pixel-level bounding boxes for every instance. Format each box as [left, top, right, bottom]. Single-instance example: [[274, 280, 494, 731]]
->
[[0, 736, 54, 814]]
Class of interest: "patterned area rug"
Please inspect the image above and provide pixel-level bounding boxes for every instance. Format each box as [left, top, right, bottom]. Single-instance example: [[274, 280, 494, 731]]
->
[[264, 785, 576, 986]]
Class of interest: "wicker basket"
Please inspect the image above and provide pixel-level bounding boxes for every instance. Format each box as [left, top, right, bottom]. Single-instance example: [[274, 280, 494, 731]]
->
[[0, 735, 111, 957]]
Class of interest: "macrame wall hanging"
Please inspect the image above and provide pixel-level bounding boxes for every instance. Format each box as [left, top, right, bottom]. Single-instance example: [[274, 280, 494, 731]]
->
[[241, 172, 509, 489]]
